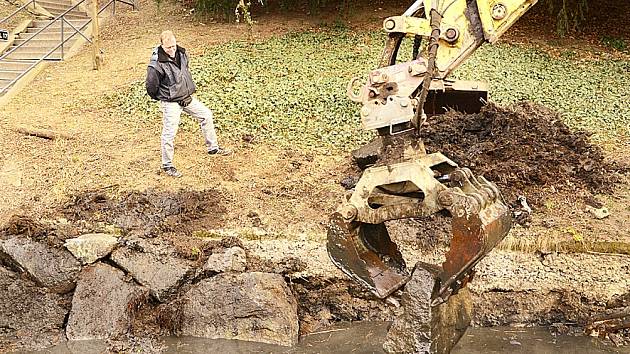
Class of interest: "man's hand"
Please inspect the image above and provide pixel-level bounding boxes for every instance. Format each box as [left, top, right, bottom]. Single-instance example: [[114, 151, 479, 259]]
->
[[178, 96, 192, 107], [145, 67, 161, 100]]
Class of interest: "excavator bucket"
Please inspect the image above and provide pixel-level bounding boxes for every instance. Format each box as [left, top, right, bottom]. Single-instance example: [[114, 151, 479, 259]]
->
[[434, 197, 512, 305], [327, 212, 410, 298], [424, 80, 488, 116], [327, 165, 513, 302]]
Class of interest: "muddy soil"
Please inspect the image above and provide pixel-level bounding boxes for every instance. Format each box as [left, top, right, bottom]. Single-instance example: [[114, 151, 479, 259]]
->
[[353, 102, 627, 208], [291, 277, 396, 335], [60, 188, 227, 238], [1, 188, 230, 262], [341, 101, 628, 252], [420, 102, 627, 205]]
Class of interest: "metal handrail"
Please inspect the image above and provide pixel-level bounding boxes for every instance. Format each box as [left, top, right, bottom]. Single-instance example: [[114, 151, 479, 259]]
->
[[0, 0, 90, 60], [0, 0, 40, 27], [99, 0, 136, 16], [1, 0, 136, 61], [0, 0, 136, 94], [98, 0, 136, 16], [0, 20, 91, 94]]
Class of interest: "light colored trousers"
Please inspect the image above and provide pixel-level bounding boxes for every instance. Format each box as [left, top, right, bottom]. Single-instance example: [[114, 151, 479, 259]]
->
[[160, 97, 219, 168]]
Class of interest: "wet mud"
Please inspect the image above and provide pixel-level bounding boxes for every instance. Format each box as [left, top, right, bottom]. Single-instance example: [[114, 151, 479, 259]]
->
[[420, 102, 627, 205], [60, 188, 227, 238], [341, 101, 628, 250], [1, 188, 227, 255], [290, 277, 395, 335]]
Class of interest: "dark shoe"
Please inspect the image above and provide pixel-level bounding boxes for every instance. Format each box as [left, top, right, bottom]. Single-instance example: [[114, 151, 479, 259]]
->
[[208, 147, 232, 156], [162, 166, 182, 178]]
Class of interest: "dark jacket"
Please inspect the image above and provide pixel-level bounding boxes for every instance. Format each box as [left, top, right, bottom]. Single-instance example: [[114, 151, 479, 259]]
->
[[146, 45, 196, 102]]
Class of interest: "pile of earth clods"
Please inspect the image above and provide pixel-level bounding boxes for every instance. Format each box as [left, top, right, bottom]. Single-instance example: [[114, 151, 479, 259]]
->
[[420, 101, 627, 205], [60, 187, 227, 239]]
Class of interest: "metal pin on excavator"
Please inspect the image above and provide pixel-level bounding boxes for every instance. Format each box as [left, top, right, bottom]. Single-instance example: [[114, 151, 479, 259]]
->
[[327, 0, 537, 305]]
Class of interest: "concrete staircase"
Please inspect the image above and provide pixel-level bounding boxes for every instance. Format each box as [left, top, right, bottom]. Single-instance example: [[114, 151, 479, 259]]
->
[[0, 0, 90, 97], [0, 60, 35, 93], [4, 19, 90, 60], [36, 0, 91, 19]]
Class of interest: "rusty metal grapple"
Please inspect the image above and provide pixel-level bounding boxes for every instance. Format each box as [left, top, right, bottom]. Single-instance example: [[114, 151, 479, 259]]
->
[[327, 142, 512, 304]]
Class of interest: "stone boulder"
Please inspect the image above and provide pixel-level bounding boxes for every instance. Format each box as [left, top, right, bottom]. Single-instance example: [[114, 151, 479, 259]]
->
[[383, 262, 472, 354], [66, 263, 148, 340], [0, 266, 67, 351], [0, 237, 81, 293], [352, 137, 383, 170], [203, 246, 247, 273], [64, 233, 118, 264], [181, 272, 299, 346], [110, 241, 192, 302]]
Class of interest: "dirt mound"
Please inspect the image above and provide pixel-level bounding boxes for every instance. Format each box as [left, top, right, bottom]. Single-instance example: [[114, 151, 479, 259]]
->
[[420, 102, 627, 205], [340, 101, 627, 245], [60, 188, 227, 238], [1, 214, 49, 240]]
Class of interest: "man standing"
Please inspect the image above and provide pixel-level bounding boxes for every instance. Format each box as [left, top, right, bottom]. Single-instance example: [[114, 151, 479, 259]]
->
[[146, 30, 230, 178]]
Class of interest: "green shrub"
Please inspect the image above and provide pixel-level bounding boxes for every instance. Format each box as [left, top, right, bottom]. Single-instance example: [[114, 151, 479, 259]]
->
[[601, 36, 627, 52]]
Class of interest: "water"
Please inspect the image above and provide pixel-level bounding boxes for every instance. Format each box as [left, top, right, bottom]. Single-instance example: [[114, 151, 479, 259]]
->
[[453, 326, 630, 354], [24, 322, 629, 354]]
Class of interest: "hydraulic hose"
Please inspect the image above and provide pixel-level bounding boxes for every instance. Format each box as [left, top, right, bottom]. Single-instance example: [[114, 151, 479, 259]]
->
[[414, 8, 443, 134]]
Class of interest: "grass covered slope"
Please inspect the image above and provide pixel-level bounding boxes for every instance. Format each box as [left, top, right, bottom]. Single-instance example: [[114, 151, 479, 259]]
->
[[110, 29, 630, 151]]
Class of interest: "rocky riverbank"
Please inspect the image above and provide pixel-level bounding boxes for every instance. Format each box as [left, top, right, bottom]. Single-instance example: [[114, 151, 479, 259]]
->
[[0, 227, 304, 352], [1, 211, 629, 352]]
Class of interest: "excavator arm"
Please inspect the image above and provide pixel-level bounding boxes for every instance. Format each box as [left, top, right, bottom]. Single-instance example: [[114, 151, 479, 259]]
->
[[382, 0, 537, 77], [349, 0, 537, 130], [328, 0, 536, 304]]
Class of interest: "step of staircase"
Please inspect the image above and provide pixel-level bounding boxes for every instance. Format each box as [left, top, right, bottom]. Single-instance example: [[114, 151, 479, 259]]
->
[[35, 0, 75, 8], [45, 10, 89, 19], [2, 50, 63, 60], [7, 43, 73, 52], [43, 10, 89, 20], [13, 38, 78, 47], [35, 0, 74, 5], [24, 27, 69, 34], [0, 70, 22, 81], [31, 19, 90, 28], [18, 31, 68, 40], [37, 2, 88, 14], [0, 78, 17, 91], [43, 6, 89, 14], [21, 28, 87, 38], [61, 13, 89, 20], [0, 60, 37, 71]]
